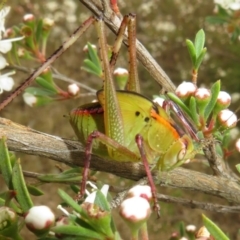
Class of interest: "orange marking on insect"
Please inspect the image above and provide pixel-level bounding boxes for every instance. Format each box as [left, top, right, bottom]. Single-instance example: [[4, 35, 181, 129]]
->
[[150, 109, 180, 139]]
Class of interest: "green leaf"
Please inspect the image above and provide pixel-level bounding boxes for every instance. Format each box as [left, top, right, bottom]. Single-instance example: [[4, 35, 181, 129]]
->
[[25, 87, 56, 96], [195, 47, 207, 70], [94, 190, 110, 212], [58, 189, 84, 215], [0, 137, 13, 189], [82, 59, 102, 77], [179, 221, 185, 237], [35, 19, 43, 43], [194, 29, 205, 58], [27, 185, 44, 196], [51, 225, 104, 239], [87, 42, 101, 71], [189, 97, 199, 125], [36, 77, 58, 93], [205, 16, 229, 24], [38, 172, 81, 183], [202, 214, 229, 240], [186, 39, 196, 66], [167, 92, 192, 118], [204, 80, 221, 120], [12, 159, 33, 212]]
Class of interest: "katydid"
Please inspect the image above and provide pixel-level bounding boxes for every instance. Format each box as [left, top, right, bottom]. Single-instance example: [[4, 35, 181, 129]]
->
[[69, 15, 196, 213]]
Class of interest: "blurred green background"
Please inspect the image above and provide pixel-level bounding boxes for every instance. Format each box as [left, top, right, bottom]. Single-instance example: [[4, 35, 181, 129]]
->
[[1, 0, 240, 239]]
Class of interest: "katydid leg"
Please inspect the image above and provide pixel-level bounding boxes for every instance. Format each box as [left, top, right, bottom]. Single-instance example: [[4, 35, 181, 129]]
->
[[135, 134, 161, 218], [79, 130, 140, 199]]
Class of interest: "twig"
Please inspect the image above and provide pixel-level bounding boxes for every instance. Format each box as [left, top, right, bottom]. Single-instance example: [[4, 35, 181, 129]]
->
[[1, 117, 240, 210], [22, 169, 240, 214]]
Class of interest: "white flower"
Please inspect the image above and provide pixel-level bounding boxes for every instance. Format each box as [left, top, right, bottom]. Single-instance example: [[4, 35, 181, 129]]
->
[[0, 36, 25, 54], [214, 0, 240, 10], [84, 183, 109, 204], [0, 71, 15, 93], [0, 6, 10, 40], [23, 92, 37, 106], [186, 224, 197, 232], [25, 205, 55, 231], [196, 226, 210, 238], [113, 67, 128, 76]]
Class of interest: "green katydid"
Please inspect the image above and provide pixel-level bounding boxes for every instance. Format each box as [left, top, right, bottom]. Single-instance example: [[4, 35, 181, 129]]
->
[[69, 15, 197, 213]]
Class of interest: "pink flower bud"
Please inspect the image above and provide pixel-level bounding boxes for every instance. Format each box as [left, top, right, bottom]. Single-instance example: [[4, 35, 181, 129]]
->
[[217, 109, 237, 128], [175, 81, 197, 99], [68, 83, 80, 96], [217, 91, 231, 107], [126, 185, 152, 201], [119, 197, 151, 225], [195, 88, 211, 100], [23, 13, 35, 22], [25, 206, 55, 232], [113, 67, 128, 90]]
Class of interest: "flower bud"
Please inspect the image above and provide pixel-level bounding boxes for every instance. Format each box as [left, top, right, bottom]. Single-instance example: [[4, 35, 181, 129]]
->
[[175, 81, 197, 100], [214, 91, 231, 114], [43, 18, 54, 29], [217, 109, 237, 128], [23, 92, 37, 107], [195, 226, 210, 239], [119, 197, 151, 231], [195, 88, 211, 113], [68, 83, 80, 96], [186, 224, 197, 233], [24, 206, 55, 233], [153, 97, 165, 107], [126, 185, 152, 201], [23, 13, 35, 22], [83, 44, 97, 52], [113, 67, 128, 90]]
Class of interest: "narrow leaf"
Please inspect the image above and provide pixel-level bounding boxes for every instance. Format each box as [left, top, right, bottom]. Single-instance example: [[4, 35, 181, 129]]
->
[[58, 189, 83, 215], [195, 47, 207, 70], [189, 97, 199, 125], [236, 164, 240, 173], [87, 42, 101, 70], [12, 159, 33, 212], [27, 185, 44, 196], [52, 225, 104, 239], [82, 59, 102, 77], [194, 29, 205, 58], [25, 87, 56, 96], [202, 214, 229, 240], [0, 137, 13, 189], [186, 39, 196, 66], [36, 77, 58, 93], [204, 81, 221, 120], [94, 190, 110, 212]]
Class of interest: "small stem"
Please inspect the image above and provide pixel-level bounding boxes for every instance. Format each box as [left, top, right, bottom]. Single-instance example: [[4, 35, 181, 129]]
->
[[131, 229, 139, 240], [139, 222, 149, 240], [192, 69, 198, 85]]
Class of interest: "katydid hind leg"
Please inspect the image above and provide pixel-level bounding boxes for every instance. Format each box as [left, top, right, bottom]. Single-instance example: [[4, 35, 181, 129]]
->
[[135, 134, 161, 218]]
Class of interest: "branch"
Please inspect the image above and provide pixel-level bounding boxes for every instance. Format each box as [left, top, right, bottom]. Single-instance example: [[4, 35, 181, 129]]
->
[[1, 117, 240, 209]]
